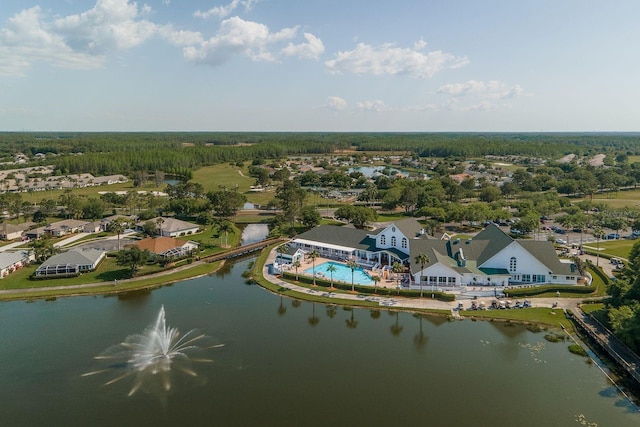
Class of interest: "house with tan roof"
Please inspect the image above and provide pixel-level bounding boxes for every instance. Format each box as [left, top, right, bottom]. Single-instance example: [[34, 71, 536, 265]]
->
[[133, 236, 199, 259]]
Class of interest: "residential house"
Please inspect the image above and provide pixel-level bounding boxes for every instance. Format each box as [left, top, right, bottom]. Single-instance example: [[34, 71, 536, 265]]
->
[[0, 251, 33, 278], [133, 236, 199, 259], [0, 221, 35, 240], [34, 248, 106, 278], [45, 219, 89, 236], [139, 217, 200, 238]]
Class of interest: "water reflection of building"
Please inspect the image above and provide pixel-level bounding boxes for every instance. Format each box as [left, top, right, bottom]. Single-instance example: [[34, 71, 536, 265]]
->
[[291, 219, 579, 288]]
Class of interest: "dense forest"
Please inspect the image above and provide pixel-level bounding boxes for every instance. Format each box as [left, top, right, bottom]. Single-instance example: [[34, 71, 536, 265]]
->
[[2, 132, 640, 177]]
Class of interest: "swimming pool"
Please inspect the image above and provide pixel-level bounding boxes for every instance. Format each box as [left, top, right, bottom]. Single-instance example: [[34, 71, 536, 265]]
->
[[304, 261, 374, 285]]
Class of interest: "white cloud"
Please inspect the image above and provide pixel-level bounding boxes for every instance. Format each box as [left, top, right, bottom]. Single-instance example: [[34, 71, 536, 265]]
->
[[0, 6, 103, 76], [53, 0, 158, 53], [326, 96, 347, 111], [325, 39, 469, 78], [281, 33, 324, 60], [437, 80, 524, 99], [195, 0, 261, 20], [160, 28, 204, 46], [357, 100, 388, 112], [183, 16, 323, 65], [0, 1, 164, 76]]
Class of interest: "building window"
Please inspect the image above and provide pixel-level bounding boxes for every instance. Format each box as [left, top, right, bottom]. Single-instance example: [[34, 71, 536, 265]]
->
[[381, 235, 386, 245], [391, 236, 397, 247], [401, 238, 407, 249], [438, 276, 446, 284], [509, 257, 517, 272], [448, 277, 456, 285], [522, 274, 531, 283]]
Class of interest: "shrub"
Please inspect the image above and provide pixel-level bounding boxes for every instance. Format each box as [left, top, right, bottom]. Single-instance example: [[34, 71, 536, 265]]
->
[[544, 333, 565, 342], [568, 344, 588, 357], [280, 271, 455, 301], [506, 285, 595, 297]]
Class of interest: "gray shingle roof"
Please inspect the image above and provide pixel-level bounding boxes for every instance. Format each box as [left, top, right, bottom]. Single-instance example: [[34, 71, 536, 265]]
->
[[0, 251, 29, 270], [294, 225, 372, 250], [39, 248, 105, 268], [391, 218, 424, 239]]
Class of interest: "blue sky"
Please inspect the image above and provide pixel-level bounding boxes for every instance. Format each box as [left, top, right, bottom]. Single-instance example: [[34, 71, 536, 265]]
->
[[0, 0, 638, 132]]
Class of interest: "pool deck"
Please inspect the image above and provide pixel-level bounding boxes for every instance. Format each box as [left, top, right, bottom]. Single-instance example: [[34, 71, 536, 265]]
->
[[297, 256, 396, 288], [266, 250, 460, 312], [264, 248, 579, 314]]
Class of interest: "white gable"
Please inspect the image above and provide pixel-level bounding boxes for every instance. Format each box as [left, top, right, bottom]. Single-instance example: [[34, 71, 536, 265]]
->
[[481, 241, 551, 276], [375, 223, 411, 255]]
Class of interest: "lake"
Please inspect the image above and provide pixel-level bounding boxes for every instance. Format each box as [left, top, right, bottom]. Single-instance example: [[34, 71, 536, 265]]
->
[[0, 257, 638, 426]]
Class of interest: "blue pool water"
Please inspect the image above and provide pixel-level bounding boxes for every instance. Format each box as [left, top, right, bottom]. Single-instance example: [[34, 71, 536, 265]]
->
[[304, 261, 374, 285]]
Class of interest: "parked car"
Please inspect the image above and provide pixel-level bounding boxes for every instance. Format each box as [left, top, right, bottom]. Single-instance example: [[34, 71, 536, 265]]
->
[[605, 233, 620, 240], [555, 238, 568, 245]]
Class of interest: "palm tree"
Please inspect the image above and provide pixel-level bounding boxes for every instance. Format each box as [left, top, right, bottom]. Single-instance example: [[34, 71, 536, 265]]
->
[[347, 258, 359, 292], [326, 304, 337, 319], [108, 218, 126, 251], [218, 220, 234, 248], [308, 303, 319, 327], [392, 262, 404, 295], [372, 275, 381, 294], [155, 217, 165, 237], [292, 260, 301, 281], [390, 311, 403, 337], [413, 313, 428, 351], [593, 225, 603, 266], [415, 253, 430, 298], [345, 308, 358, 329], [278, 243, 289, 262], [277, 296, 287, 316], [326, 263, 337, 289], [308, 250, 319, 286]]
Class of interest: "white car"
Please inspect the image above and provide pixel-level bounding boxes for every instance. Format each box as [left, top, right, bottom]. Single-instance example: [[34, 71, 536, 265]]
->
[[555, 238, 567, 245]]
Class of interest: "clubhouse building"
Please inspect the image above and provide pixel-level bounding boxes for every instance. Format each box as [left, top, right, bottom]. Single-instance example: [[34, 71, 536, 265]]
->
[[290, 219, 580, 289]]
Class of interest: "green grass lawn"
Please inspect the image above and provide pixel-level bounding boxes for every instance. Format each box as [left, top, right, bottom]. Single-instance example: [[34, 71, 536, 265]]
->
[[580, 302, 609, 326], [461, 307, 572, 329], [4, 257, 133, 290], [1, 261, 223, 301], [192, 164, 274, 205], [575, 188, 640, 209], [0, 222, 242, 293], [585, 239, 635, 259]]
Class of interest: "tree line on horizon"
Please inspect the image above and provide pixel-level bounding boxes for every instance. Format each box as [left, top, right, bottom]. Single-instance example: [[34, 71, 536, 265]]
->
[[2, 132, 640, 177]]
